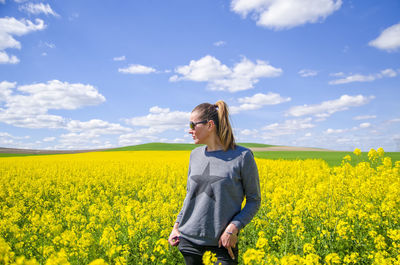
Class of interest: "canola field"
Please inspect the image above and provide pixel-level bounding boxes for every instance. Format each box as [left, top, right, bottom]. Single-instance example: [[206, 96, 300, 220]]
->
[[0, 149, 399, 265]]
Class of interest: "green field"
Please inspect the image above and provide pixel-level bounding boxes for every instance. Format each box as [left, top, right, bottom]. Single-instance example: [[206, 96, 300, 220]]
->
[[106, 142, 274, 151], [253, 151, 400, 167], [1, 143, 399, 167], [0, 153, 36, 157]]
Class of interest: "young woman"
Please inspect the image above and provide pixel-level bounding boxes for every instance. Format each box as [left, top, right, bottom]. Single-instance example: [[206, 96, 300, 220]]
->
[[168, 101, 261, 265]]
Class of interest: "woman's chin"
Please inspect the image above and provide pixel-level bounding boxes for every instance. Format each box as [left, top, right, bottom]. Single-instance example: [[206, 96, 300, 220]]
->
[[193, 139, 201, 145]]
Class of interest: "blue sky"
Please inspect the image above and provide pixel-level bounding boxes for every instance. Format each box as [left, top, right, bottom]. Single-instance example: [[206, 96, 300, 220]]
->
[[1, 0, 399, 151]]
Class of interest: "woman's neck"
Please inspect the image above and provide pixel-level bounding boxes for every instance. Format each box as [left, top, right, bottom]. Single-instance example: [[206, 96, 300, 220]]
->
[[206, 137, 223, 152]]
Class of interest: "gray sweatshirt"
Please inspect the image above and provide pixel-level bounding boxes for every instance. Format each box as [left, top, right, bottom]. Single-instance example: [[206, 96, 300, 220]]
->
[[176, 145, 261, 246]]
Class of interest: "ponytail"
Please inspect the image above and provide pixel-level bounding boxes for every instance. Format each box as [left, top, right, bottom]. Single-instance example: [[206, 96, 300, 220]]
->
[[214, 101, 235, 151], [192, 100, 236, 151]]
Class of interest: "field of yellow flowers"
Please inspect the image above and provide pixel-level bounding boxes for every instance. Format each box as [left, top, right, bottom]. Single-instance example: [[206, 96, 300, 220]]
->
[[1, 149, 399, 264]]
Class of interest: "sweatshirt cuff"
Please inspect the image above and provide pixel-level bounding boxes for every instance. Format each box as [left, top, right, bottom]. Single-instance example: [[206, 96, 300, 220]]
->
[[230, 220, 244, 231]]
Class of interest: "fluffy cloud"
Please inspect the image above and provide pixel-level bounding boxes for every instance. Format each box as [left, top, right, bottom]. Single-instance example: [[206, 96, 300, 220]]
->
[[324, 122, 372, 134], [0, 131, 30, 147], [262, 118, 315, 135], [231, 0, 342, 30], [118, 64, 156, 74], [369, 22, 400, 52], [298, 69, 318, 77], [120, 106, 191, 146], [170, 55, 282, 92], [329, 69, 398, 85], [287, 94, 374, 118], [0, 51, 19, 64], [125, 106, 190, 130], [18, 3, 59, 16], [353, 115, 376, 120], [0, 80, 105, 129], [56, 132, 114, 150], [67, 119, 131, 135], [0, 17, 46, 64], [230, 92, 291, 114]]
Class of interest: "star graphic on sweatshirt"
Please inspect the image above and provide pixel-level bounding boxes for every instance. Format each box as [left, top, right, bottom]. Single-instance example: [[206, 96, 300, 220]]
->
[[190, 163, 225, 201]]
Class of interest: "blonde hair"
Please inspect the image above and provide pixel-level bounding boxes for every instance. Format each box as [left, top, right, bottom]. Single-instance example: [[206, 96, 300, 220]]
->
[[192, 100, 236, 151]]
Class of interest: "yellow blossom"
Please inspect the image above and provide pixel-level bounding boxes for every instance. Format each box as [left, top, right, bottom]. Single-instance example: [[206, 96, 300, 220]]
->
[[202, 251, 217, 265], [353, 148, 361, 156]]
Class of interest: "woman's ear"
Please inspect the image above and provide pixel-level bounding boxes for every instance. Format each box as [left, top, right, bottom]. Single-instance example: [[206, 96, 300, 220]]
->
[[208, 120, 215, 130]]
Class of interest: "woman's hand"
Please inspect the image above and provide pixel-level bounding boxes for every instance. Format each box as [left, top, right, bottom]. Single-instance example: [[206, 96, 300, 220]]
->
[[218, 223, 239, 260], [168, 223, 180, 246]]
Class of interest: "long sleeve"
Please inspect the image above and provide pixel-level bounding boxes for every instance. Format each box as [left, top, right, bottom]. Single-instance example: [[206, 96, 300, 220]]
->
[[230, 150, 261, 230], [175, 155, 192, 224]]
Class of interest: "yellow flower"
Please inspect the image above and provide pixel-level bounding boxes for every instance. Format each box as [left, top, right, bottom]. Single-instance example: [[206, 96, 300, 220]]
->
[[343, 252, 359, 264], [243, 248, 265, 265], [325, 253, 341, 264], [202, 251, 218, 265], [303, 243, 315, 254], [377, 147, 384, 157], [256, 237, 268, 249], [343, 155, 352, 162], [353, 148, 361, 156], [88, 259, 108, 265], [368, 148, 378, 162]]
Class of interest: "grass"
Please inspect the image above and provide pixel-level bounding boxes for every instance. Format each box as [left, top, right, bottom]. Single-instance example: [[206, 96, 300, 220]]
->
[[253, 151, 400, 167], [2, 143, 399, 167], [0, 153, 38, 158], [105, 142, 273, 151]]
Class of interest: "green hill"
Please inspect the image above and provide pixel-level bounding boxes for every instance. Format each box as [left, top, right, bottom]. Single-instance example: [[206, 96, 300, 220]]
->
[[106, 142, 274, 151]]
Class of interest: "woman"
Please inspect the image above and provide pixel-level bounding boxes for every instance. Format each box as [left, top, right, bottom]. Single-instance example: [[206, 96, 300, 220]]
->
[[168, 100, 261, 265]]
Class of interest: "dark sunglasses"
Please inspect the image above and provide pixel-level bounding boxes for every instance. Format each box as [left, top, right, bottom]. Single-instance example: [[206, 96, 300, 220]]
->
[[190, 120, 208, 130]]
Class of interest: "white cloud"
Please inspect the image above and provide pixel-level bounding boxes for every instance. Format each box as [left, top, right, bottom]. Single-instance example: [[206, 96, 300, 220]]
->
[[0, 80, 105, 129], [0, 51, 19, 64], [230, 92, 291, 114], [329, 74, 375, 85], [66, 119, 131, 135], [353, 115, 376, 120], [113, 55, 126, 61], [43, 137, 56, 142], [287, 94, 374, 118], [119, 106, 191, 146], [0, 131, 29, 139], [330, 72, 345, 77], [170, 55, 282, 92], [118, 64, 156, 74], [325, 128, 346, 134], [359, 122, 371, 128], [262, 118, 315, 135], [42, 42, 55, 49], [369, 22, 400, 52], [0, 17, 46, 64], [125, 106, 190, 130], [19, 3, 59, 17], [231, 0, 342, 30], [387, 118, 400, 124], [298, 69, 318, 77], [0, 0, 5, 4], [324, 122, 371, 134], [380, 68, 398, 77], [0, 81, 15, 101], [214, 41, 226, 47], [329, 68, 398, 85]]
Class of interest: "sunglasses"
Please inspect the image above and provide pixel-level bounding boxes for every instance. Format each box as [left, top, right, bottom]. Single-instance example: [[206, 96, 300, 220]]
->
[[190, 120, 208, 130]]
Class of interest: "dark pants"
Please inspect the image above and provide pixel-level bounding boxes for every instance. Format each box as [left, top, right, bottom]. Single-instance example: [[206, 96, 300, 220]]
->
[[178, 237, 239, 265]]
